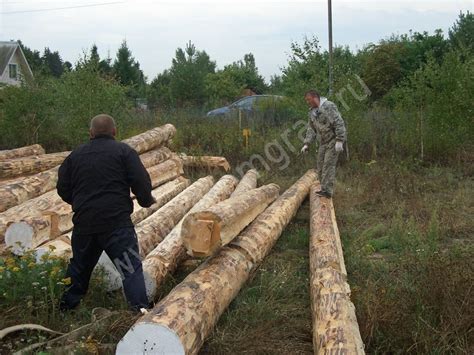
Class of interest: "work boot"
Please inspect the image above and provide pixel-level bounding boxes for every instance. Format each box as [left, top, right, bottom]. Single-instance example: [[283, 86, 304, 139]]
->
[[315, 190, 332, 198]]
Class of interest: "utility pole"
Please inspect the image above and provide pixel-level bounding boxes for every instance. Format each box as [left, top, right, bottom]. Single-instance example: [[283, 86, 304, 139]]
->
[[328, 0, 333, 96]]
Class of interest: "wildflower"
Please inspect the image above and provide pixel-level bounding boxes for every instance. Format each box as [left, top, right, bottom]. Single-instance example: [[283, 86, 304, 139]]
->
[[62, 277, 72, 285], [0, 266, 5, 273], [28, 262, 36, 269], [12, 267, 20, 272], [32, 282, 40, 287]]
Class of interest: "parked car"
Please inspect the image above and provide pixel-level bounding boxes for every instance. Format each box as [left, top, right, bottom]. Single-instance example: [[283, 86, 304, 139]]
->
[[206, 95, 284, 118]]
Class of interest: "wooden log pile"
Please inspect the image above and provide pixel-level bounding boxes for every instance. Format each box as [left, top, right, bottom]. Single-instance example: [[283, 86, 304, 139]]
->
[[1, 125, 364, 354]]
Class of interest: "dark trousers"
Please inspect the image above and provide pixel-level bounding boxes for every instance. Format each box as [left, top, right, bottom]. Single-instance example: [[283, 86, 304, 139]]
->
[[60, 226, 148, 311]]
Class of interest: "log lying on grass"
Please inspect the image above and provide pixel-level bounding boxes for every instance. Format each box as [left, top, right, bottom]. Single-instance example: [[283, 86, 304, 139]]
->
[[35, 233, 72, 262], [230, 169, 258, 197], [0, 151, 70, 178], [122, 124, 176, 154], [143, 174, 239, 301], [181, 183, 280, 257], [0, 166, 59, 213], [136, 176, 214, 257], [116, 170, 317, 355], [180, 155, 231, 172], [0, 144, 45, 161], [309, 186, 364, 354], [139, 147, 173, 168]]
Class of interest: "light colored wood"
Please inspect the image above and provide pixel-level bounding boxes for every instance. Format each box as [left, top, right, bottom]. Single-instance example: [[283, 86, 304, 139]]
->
[[0, 144, 45, 161], [136, 176, 214, 257], [147, 158, 184, 188], [117, 170, 317, 355], [122, 124, 176, 154], [230, 169, 258, 198], [143, 175, 239, 301], [35, 234, 72, 263], [181, 183, 279, 257], [180, 154, 231, 172], [0, 166, 59, 213], [309, 185, 364, 354], [139, 147, 173, 169], [0, 151, 70, 178]]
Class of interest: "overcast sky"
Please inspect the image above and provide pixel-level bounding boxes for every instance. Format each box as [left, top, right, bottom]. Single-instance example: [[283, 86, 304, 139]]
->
[[0, 0, 471, 81]]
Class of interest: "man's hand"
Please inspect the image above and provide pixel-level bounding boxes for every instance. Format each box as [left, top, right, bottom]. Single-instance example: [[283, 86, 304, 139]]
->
[[300, 144, 309, 154], [335, 141, 344, 153]]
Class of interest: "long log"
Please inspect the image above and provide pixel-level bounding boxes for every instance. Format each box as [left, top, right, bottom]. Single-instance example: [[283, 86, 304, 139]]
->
[[116, 170, 317, 355], [309, 186, 364, 354], [0, 151, 70, 179], [0, 144, 45, 161], [147, 158, 183, 188], [181, 183, 280, 257], [143, 175, 239, 301], [0, 166, 59, 213], [139, 147, 173, 169], [230, 169, 257, 198], [136, 176, 214, 258], [180, 154, 231, 172], [122, 124, 176, 154]]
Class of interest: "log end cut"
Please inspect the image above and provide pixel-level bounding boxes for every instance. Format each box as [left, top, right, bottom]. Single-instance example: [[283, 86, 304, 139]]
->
[[4, 221, 34, 255], [181, 212, 222, 257], [116, 322, 185, 355]]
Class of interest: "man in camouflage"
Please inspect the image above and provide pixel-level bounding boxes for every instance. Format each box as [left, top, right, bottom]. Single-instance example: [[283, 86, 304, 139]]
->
[[301, 90, 346, 198]]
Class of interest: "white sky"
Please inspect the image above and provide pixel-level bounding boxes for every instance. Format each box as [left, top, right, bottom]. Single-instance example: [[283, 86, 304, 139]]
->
[[0, 0, 472, 81]]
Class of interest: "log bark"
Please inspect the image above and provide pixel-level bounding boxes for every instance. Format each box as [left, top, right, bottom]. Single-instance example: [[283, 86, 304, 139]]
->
[[0, 144, 45, 161], [182, 183, 280, 257], [136, 176, 214, 258], [143, 175, 239, 301], [0, 166, 59, 213], [122, 124, 176, 154], [180, 155, 231, 172], [139, 147, 173, 169], [309, 186, 364, 354], [147, 158, 184, 188], [0, 151, 70, 178], [116, 170, 317, 355], [230, 169, 257, 198]]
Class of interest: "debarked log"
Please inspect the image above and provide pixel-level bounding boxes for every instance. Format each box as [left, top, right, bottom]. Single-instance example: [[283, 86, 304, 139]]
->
[[116, 170, 317, 355], [0, 151, 70, 179], [0, 144, 45, 161], [309, 186, 364, 354], [143, 174, 239, 301], [180, 154, 231, 172], [181, 183, 279, 257], [122, 124, 176, 154]]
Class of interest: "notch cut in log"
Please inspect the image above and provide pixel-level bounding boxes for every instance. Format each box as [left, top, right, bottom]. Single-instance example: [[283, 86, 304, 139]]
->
[[0, 151, 70, 179], [181, 183, 279, 257], [180, 155, 231, 172], [143, 174, 239, 301], [122, 124, 176, 154], [309, 185, 364, 354], [116, 170, 316, 355], [136, 176, 214, 257], [0, 144, 45, 161]]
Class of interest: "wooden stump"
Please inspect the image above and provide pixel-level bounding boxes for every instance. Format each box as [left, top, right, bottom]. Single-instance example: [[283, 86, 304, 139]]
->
[[122, 124, 176, 154], [116, 170, 316, 355], [0, 144, 45, 161], [143, 175, 239, 301], [0, 151, 70, 178], [309, 185, 364, 354], [181, 183, 280, 257]]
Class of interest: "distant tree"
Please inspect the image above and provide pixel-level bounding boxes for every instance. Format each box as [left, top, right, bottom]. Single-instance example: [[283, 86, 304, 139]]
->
[[42, 48, 64, 77], [63, 61, 73, 72], [148, 70, 172, 109], [449, 11, 474, 52], [113, 40, 146, 98], [17, 40, 42, 74]]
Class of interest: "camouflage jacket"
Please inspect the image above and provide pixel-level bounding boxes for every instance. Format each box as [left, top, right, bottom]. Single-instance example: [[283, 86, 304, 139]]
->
[[303, 98, 346, 145]]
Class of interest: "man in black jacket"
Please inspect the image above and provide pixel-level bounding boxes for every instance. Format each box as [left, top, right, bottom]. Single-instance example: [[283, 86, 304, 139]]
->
[[57, 114, 154, 311]]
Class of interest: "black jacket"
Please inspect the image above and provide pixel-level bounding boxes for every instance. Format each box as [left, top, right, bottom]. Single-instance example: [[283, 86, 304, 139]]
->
[[57, 135, 154, 235]]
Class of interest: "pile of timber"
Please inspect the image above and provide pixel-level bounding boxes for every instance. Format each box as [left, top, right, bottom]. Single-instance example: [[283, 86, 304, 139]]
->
[[1, 126, 365, 354]]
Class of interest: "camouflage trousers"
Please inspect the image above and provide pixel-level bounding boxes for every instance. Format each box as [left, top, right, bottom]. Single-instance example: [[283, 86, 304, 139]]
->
[[316, 140, 340, 196]]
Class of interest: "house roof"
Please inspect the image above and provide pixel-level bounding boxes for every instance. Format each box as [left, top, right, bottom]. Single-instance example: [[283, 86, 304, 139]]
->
[[0, 41, 33, 79]]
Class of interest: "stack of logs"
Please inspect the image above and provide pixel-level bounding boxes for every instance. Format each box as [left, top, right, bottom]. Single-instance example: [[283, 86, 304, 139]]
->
[[0, 124, 364, 354]]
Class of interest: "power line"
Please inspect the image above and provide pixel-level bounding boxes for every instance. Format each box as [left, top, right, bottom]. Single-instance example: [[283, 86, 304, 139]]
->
[[0, 1, 124, 15]]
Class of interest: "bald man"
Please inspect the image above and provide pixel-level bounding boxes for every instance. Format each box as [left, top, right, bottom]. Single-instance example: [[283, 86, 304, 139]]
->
[[57, 114, 154, 311]]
